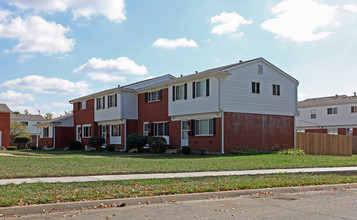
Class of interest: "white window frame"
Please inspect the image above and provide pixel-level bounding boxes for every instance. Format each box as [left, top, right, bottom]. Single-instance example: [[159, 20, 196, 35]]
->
[[327, 107, 338, 115], [148, 91, 159, 102], [311, 109, 317, 119], [152, 122, 169, 136], [195, 80, 206, 97], [108, 94, 117, 108], [43, 127, 49, 138], [79, 100, 88, 110], [175, 85, 185, 100], [143, 122, 150, 136], [252, 82, 260, 94], [97, 97, 104, 110], [82, 124, 92, 138], [351, 106, 357, 113], [327, 128, 338, 135], [195, 119, 214, 136], [111, 124, 121, 137], [273, 84, 280, 96], [258, 64, 263, 74]]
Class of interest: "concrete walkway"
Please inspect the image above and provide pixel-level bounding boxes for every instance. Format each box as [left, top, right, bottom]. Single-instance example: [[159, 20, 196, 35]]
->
[[1, 166, 357, 185]]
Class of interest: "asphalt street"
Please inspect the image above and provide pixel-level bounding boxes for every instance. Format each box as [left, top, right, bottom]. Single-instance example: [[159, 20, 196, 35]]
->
[[7, 186, 357, 220]]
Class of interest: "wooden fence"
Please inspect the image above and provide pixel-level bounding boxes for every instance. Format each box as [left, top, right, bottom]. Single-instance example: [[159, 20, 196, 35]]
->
[[353, 136, 357, 154], [296, 132, 352, 156]]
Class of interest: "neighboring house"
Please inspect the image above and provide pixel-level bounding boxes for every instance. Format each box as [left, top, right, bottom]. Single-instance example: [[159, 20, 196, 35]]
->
[[69, 74, 175, 150], [69, 58, 298, 153], [0, 104, 11, 148], [296, 94, 357, 135], [10, 113, 45, 144], [34, 114, 74, 149]]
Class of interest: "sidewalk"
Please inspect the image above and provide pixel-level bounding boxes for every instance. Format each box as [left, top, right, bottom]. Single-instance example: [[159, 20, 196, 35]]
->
[[1, 166, 357, 185]]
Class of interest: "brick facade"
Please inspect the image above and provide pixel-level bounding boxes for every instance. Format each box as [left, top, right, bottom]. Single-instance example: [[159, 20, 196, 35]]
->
[[224, 112, 294, 151], [0, 112, 10, 148], [55, 127, 74, 148]]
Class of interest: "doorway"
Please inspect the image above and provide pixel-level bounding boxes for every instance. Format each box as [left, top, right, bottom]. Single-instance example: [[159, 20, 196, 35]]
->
[[181, 120, 189, 147]]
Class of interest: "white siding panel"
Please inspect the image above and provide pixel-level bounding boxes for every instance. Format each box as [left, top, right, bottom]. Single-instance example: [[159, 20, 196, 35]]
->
[[296, 104, 357, 128], [169, 77, 219, 116], [94, 93, 121, 122], [122, 93, 138, 119], [59, 117, 74, 127], [221, 61, 297, 116]]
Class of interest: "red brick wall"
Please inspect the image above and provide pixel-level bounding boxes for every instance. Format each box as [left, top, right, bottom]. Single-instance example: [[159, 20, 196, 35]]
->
[[137, 89, 180, 148], [224, 112, 294, 151], [39, 138, 53, 147], [55, 127, 74, 148], [73, 99, 98, 147], [189, 118, 222, 153], [305, 129, 327, 134], [338, 128, 346, 135], [0, 112, 10, 147]]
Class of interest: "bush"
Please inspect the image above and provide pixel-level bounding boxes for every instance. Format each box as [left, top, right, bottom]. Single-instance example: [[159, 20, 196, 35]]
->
[[276, 148, 305, 155], [14, 135, 32, 149], [107, 145, 115, 152], [181, 146, 191, 154], [88, 137, 106, 151], [6, 146, 17, 150], [228, 147, 272, 156], [126, 134, 148, 150], [69, 140, 82, 150], [147, 136, 167, 153]]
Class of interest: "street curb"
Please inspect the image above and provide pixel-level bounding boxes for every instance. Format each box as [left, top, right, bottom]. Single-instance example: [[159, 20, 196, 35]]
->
[[1, 183, 356, 216]]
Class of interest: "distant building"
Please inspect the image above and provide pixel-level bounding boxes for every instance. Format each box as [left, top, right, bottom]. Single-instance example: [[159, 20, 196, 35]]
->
[[296, 94, 357, 135], [0, 104, 11, 148], [10, 113, 46, 145]]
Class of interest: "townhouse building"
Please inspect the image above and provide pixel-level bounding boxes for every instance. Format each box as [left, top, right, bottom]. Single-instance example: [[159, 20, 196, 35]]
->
[[34, 114, 74, 149], [296, 94, 357, 135], [69, 58, 298, 153], [0, 104, 11, 148], [10, 113, 45, 145]]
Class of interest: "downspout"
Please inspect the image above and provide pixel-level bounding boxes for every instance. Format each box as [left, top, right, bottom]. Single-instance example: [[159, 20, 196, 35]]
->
[[214, 73, 224, 154], [294, 84, 298, 149], [118, 92, 127, 151], [53, 126, 56, 149]]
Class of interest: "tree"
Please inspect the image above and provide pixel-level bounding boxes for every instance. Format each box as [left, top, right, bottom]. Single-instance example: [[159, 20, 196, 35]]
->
[[65, 110, 73, 115], [12, 111, 20, 114], [24, 109, 29, 115], [10, 121, 29, 138], [14, 135, 32, 150], [45, 112, 53, 120]]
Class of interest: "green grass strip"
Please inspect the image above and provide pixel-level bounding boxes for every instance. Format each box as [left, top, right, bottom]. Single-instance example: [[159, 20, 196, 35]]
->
[[0, 173, 356, 207]]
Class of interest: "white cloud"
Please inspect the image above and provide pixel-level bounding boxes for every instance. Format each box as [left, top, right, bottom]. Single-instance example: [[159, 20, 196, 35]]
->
[[261, 0, 338, 43], [210, 11, 252, 35], [73, 57, 148, 82], [344, 4, 357, 13], [0, 14, 74, 54], [9, 0, 126, 23], [42, 102, 72, 111], [0, 90, 34, 105], [152, 38, 198, 49], [0, 75, 91, 96]]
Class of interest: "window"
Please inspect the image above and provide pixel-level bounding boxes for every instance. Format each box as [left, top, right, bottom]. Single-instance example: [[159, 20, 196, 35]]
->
[[172, 84, 187, 101], [327, 107, 338, 115], [252, 82, 260, 94], [143, 122, 150, 136], [193, 79, 209, 98], [310, 109, 317, 119], [351, 106, 357, 113], [346, 128, 353, 136], [258, 64, 263, 74], [21, 122, 28, 126], [83, 125, 91, 138], [145, 90, 162, 102], [273, 84, 280, 96], [96, 97, 105, 110], [43, 127, 49, 138], [111, 124, 121, 137], [194, 119, 214, 136], [151, 122, 169, 136], [78, 100, 88, 110], [108, 94, 117, 108], [327, 128, 338, 135]]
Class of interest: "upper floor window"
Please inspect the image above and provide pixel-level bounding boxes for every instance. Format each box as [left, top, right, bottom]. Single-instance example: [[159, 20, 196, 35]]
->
[[351, 106, 357, 113], [96, 97, 105, 110], [108, 94, 117, 108], [21, 122, 28, 126], [43, 127, 49, 138], [193, 79, 209, 98], [327, 107, 338, 115], [83, 124, 91, 138], [172, 84, 187, 101], [145, 90, 162, 103], [78, 100, 88, 110], [273, 84, 280, 96], [258, 64, 263, 74], [311, 109, 316, 119], [252, 82, 260, 94]]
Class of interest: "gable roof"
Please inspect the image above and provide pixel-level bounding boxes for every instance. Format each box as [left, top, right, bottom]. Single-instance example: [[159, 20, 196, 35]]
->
[[11, 113, 45, 121], [0, 104, 11, 113], [298, 95, 357, 108], [34, 114, 73, 127]]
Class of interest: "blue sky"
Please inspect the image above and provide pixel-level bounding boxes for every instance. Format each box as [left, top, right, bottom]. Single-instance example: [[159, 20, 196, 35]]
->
[[0, 0, 357, 117]]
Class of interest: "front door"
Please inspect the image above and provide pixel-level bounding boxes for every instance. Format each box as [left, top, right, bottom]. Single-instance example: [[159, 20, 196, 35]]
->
[[101, 125, 107, 145], [181, 120, 189, 147], [76, 125, 81, 142]]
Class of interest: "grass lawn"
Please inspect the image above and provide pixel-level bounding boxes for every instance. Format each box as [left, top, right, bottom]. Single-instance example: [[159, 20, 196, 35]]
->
[[0, 150, 356, 178], [0, 173, 356, 207]]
